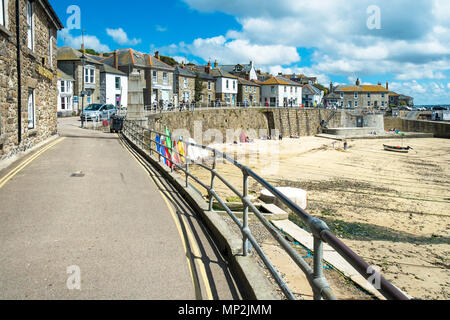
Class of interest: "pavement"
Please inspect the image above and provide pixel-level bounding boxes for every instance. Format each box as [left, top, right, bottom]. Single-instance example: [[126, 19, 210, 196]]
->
[[0, 118, 242, 300]]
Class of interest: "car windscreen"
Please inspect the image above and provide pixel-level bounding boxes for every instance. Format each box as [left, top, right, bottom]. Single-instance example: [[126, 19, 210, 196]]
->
[[85, 104, 103, 111]]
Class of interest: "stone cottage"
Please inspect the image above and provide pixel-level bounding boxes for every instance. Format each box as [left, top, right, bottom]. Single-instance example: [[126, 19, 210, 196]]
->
[[57, 47, 102, 114], [0, 0, 63, 160]]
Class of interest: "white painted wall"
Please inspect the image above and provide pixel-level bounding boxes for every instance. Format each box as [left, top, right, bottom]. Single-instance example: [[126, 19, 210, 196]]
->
[[57, 79, 74, 114], [104, 73, 128, 108], [216, 77, 238, 94], [261, 85, 303, 107]]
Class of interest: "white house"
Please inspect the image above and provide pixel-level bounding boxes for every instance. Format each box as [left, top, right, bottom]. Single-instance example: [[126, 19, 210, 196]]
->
[[211, 68, 239, 106], [302, 84, 324, 107], [100, 63, 128, 109], [260, 76, 303, 107], [57, 69, 75, 117]]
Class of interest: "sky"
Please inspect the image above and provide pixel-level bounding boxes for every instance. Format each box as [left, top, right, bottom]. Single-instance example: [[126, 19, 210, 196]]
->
[[52, 0, 450, 105]]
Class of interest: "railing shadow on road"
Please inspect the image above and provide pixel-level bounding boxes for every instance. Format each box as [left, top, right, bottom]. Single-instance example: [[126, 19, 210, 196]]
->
[[120, 136, 243, 300], [122, 120, 410, 301]]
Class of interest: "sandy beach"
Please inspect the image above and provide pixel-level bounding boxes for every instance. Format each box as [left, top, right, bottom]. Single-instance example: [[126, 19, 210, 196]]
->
[[189, 136, 450, 299]]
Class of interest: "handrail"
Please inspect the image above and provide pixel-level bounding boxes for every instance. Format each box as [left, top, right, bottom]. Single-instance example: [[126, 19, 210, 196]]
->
[[122, 119, 409, 301]]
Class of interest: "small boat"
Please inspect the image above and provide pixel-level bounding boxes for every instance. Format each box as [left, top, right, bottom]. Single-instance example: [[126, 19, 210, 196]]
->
[[383, 145, 413, 153]]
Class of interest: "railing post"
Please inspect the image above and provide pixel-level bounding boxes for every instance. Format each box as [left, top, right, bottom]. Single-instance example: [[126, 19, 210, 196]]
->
[[185, 161, 189, 188], [170, 133, 174, 173], [313, 236, 324, 300], [208, 150, 217, 211], [242, 171, 250, 256]]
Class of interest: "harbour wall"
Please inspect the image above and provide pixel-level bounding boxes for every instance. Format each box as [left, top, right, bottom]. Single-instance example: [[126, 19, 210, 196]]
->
[[384, 117, 450, 138], [149, 108, 342, 143]]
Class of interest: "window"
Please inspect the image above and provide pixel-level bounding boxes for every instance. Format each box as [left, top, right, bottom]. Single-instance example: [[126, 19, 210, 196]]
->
[[354, 92, 358, 99], [60, 97, 71, 110], [245, 86, 248, 93], [163, 72, 168, 84], [152, 71, 157, 83], [60, 80, 65, 93], [295, 87, 297, 93], [290, 87, 293, 93], [208, 94, 212, 103], [115, 77, 121, 90], [284, 86, 287, 93], [84, 67, 95, 84], [27, 89, 35, 129], [368, 101, 371, 106], [382, 101, 385, 107], [208, 81, 212, 90], [49, 29, 53, 67], [355, 101, 358, 107], [340, 92, 344, 99], [381, 93, 385, 98], [0, 0, 5, 27], [367, 93, 371, 98], [183, 77, 188, 89], [233, 81, 236, 90], [271, 86, 275, 94], [27, 1, 33, 50], [226, 80, 229, 89]]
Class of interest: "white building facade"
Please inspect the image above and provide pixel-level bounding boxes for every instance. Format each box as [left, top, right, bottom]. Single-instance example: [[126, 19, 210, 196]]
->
[[100, 64, 128, 109], [261, 77, 303, 107], [57, 69, 74, 117]]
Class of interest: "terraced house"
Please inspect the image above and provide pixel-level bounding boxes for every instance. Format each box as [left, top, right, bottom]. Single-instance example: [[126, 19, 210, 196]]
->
[[237, 77, 260, 107], [0, 0, 63, 160], [57, 47, 103, 114], [100, 49, 174, 108], [328, 79, 390, 109]]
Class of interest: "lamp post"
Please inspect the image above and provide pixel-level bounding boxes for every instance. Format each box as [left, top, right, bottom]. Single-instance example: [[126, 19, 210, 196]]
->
[[80, 51, 86, 128]]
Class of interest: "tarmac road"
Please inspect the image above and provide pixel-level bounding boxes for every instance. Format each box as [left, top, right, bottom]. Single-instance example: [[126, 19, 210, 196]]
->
[[0, 118, 242, 300]]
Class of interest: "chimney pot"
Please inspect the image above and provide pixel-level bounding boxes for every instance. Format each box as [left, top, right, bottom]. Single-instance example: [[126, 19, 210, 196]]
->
[[155, 51, 160, 59], [214, 60, 218, 68]]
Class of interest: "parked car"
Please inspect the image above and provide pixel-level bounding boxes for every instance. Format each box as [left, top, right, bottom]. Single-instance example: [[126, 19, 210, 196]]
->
[[81, 104, 118, 122]]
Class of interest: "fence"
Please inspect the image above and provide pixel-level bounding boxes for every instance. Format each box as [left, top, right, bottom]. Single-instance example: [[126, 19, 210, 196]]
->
[[122, 120, 409, 301]]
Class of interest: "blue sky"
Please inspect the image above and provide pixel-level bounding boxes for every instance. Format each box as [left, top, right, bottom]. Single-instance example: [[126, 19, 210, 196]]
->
[[53, 0, 450, 105]]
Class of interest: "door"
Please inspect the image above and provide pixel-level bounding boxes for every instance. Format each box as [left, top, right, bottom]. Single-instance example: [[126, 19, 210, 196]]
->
[[356, 116, 363, 128]]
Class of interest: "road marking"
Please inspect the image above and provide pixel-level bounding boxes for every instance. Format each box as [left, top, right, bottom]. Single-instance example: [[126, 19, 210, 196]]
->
[[0, 137, 65, 189], [119, 136, 213, 300]]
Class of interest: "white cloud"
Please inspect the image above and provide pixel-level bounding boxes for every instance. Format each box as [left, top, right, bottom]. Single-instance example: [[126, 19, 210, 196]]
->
[[156, 25, 168, 32], [106, 28, 141, 46], [58, 29, 110, 52]]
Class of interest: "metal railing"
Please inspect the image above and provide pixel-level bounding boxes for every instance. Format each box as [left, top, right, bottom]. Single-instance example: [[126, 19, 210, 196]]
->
[[122, 120, 409, 301]]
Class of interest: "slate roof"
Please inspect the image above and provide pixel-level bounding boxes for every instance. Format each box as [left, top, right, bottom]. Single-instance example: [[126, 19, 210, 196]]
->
[[324, 92, 342, 99], [99, 49, 175, 71], [100, 63, 127, 76], [302, 84, 321, 95], [174, 66, 197, 78], [57, 47, 103, 65], [220, 63, 252, 74], [237, 77, 260, 86], [57, 68, 74, 81]]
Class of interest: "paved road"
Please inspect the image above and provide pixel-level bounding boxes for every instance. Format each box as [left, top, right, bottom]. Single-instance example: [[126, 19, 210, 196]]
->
[[0, 118, 241, 300]]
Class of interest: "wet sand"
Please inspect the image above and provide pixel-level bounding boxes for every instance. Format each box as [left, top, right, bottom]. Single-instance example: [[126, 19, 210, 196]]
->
[[190, 136, 450, 299]]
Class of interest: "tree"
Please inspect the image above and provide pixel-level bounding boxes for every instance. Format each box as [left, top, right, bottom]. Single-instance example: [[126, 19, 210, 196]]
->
[[78, 48, 99, 56], [159, 55, 179, 66], [313, 83, 328, 95], [194, 73, 205, 103]]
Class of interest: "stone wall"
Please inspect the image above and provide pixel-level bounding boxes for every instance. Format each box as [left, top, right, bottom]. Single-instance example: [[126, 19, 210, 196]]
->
[[0, 0, 60, 160], [148, 108, 343, 144], [384, 117, 450, 138]]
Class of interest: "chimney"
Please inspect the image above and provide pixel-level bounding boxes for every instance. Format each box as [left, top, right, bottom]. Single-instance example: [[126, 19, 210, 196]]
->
[[206, 61, 212, 74], [330, 82, 333, 92], [214, 60, 218, 68], [81, 43, 85, 53], [250, 60, 254, 69], [114, 50, 118, 69], [386, 81, 389, 90], [356, 78, 360, 86], [155, 51, 159, 59]]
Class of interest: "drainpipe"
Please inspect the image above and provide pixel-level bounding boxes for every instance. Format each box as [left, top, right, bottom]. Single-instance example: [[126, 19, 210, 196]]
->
[[16, 0, 22, 144]]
